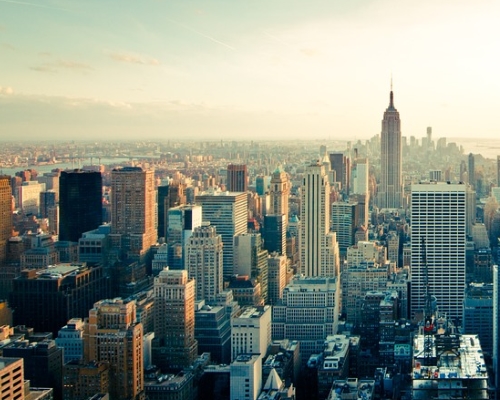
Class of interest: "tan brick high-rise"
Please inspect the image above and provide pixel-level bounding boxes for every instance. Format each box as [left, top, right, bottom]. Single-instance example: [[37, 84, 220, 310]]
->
[[111, 167, 157, 259], [0, 176, 12, 265]]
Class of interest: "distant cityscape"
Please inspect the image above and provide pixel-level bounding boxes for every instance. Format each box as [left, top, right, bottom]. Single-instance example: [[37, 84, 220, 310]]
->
[[0, 89, 499, 400]]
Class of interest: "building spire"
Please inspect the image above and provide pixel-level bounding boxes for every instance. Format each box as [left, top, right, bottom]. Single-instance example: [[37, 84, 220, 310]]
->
[[389, 74, 394, 108]]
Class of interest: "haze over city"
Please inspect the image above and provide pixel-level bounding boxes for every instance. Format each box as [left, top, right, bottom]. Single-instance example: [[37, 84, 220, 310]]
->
[[1, 0, 499, 140]]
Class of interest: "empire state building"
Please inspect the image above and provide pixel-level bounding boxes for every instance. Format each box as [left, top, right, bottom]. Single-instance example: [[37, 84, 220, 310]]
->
[[377, 89, 403, 209]]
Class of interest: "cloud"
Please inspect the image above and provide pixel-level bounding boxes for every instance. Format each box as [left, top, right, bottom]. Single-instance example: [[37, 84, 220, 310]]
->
[[108, 51, 160, 66], [0, 86, 14, 95], [1, 42, 15, 51], [30, 59, 93, 74]]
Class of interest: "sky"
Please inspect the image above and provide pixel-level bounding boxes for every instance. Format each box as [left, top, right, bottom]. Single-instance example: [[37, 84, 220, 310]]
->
[[1, 0, 499, 141]]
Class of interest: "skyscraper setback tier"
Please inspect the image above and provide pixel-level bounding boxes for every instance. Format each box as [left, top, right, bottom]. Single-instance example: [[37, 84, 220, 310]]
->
[[59, 169, 102, 243], [377, 89, 403, 209]]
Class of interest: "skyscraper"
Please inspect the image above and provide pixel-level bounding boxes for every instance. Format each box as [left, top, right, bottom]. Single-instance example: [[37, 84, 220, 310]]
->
[[85, 298, 144, 399], [196, 189, 247, 277], [227, 164, 248, 192], [269, 167, 290, 217], [410, 182, 467, 323], [152, 268, 198, 371], [59, 170, 102, 243], [497, 156, 500, 187], [468, 153, 475, 189], [110, 167, 157, 259], [186, 223, 223, 302], [167, 205, 202, 269], [378, 88, 403, 209], [329, 152, 350, 196], [300, 162, 340, 277], [0, 176, 11, 265]]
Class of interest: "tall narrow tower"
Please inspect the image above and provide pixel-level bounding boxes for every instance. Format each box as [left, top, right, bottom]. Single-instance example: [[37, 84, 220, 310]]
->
[[300, 162, 339, 277], [378, 87, 403, 209]]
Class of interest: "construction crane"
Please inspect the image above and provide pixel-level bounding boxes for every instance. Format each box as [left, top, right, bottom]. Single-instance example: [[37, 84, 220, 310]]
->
[[421, 237, 434, 366]]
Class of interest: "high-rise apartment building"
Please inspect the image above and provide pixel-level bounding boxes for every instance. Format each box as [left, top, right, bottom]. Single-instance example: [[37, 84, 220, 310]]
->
[[300, 162, 340, 277], [378, 89, 403, 209], [227, 164, 248, 192], [186, 224, 223, 302], [196, 190, 247, 277], [84, 298, 144, 400], [410, 182, 467, 323], [152, 268, 198, 371], [110, 167, 157, 259], [0, 176, 11, 265], [59, 170, 102, 243]]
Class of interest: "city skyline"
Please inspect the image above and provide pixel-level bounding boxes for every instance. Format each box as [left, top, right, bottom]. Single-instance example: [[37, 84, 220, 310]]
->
[[1, 0, 499, 141]]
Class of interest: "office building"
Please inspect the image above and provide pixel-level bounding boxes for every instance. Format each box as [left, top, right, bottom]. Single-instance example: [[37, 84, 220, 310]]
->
[[152, 269, 198, 371], [196, 190, 247, 277], [110, 167, 157, 259], [3, 340, 63, 400], [377, 88, 403, 209], [78, 224, 112, 271], [84, 298, 144, 400], [18, 181, 45, 216], [186, 224, 223, 302], [231, 305, 271, 361], [39, 190, 57, 219], [497, 156, 500, 187], [195, 303, 231, 364], [63, 360, 110, 400], [10, 263, 107, 336], [55, 318, 85, 364], [468, 153, 475, 188], [269, 167, 290, 217], [267, 253, 287, 305], [331, 202, 359, 254], [227, 164, 248, 192], [230, 354, 262, 400], [263, 214, 286, 255], [410, 183, 467, 323], [272, 275, 340, 362], [59, 170, 102, 243], [0, 176, 11, 265], [494, 265, 500, 396], [157, 183, 186, 240], [341, 261, 389, 325], [166, 205, 202, 269], [0, 357, 24, 399], [329, 153, 350, 195], [300, 162, 340, 277], [462, 283, 493, 356], [234, 233, 269, 302]]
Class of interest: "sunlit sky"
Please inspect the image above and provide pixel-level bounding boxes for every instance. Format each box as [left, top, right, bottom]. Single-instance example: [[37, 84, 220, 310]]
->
[[1, 0, 499, 141]]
